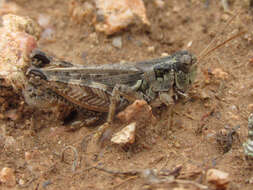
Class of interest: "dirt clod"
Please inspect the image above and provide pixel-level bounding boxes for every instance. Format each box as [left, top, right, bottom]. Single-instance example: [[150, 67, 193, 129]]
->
[[206, 169, 230, 190]]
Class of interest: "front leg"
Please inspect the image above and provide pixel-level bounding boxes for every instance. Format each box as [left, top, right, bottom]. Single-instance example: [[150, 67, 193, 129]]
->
[[107, 83, 145, 123], [68, 109, 105, 131], [95, 83, 147, 146]]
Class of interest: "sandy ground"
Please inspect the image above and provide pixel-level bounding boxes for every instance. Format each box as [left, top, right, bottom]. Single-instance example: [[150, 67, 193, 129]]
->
[[1, 0, 253, 189]]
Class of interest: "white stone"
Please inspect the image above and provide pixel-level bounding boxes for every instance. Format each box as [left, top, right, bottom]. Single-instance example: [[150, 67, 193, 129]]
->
[[38, 14, 51, 28], [147, 46, 155, 52], [112, 36, 122, 49], [161, 52, 169, 57], [111, 122, 136, 144]]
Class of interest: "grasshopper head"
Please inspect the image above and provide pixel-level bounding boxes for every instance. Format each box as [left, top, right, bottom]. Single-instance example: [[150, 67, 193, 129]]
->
[[173, 50, 197, 93], [153, 50, 197, 93]]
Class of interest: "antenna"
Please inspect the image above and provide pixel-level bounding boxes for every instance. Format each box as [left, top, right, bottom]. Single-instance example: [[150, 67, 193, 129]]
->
[[198, 30, 246, 62], [196, 10, 245, 64]]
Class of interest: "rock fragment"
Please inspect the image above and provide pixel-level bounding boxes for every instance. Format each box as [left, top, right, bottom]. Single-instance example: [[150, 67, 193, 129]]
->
[[154, 0, 165, 8], [18, 178, 25, 186], [37, 14, 51, 28], [147, 46, 155, 53], [0, 167, 16, 187], [247, 104, 253, 112], [211, 68, 229, 80], [206, 169, 230, 189], [0, 14, 39, 90], [69, 0, 94, 23], [111, 122, 136, 144], [112, 36, 122, 49], [161, 52, 169, 57], [95, 0, 150, 35], [116, 100, 153, 123], [3, 14, 41, 39]]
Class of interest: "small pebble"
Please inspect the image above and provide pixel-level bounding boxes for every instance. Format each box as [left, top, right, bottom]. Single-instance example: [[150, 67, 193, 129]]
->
[[120, 60, 127, 64], [154, 0, 165, 8], [174, 142, 181, 148], [161, 52, 169, 57], [37, 14, 50, 28], [229, 105, 237, 112], [0, 167, 16, 187], [248, 104, 253, 112], [94, 0, 149, 35], [147, 46, 155, 53], [112, 36, 122, 49], [18, 178, 25, 186], [187, 40, 193, 48], [206, 169, 230, 189], [25, 152, 32, 162], [221, 14, 230, 21], [211, 68, 229, 80]]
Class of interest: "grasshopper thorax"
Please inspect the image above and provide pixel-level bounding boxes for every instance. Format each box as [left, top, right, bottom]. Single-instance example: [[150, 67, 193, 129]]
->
[[153, 50, 197, 94]]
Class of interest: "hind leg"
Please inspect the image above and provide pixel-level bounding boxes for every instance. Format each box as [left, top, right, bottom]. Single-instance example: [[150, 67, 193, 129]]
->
[[68, 109, 105, 131]]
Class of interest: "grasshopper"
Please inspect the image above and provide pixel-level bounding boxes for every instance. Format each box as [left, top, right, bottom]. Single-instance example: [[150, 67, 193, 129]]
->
[[25, 50, 197, 127], [22, 14, 244, 130]]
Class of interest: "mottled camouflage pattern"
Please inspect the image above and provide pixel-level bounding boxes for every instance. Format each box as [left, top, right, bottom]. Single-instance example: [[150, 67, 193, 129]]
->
[[24, 50, 197, 124]]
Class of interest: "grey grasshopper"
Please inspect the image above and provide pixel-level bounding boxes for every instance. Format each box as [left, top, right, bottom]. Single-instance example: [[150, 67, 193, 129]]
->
[[24, 49, 197, 127]]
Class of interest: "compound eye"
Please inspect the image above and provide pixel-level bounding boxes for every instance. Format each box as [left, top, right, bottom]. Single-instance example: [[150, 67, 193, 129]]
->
[[26, 68, 47, 80], [180, 54, 192, 65], [30, 49, 51, 67]]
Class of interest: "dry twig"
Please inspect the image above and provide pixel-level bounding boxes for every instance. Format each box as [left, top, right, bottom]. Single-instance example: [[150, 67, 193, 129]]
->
[[80, 165, 208, 189]]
